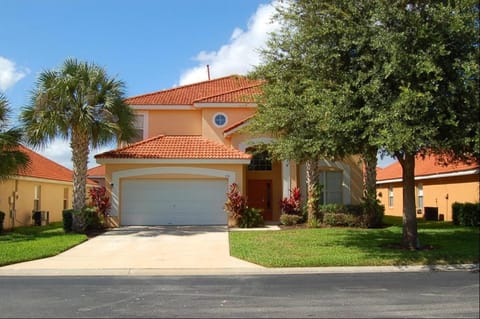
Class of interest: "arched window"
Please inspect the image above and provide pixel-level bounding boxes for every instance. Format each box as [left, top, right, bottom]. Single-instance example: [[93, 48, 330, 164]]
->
[[246, 148, 272, 171]]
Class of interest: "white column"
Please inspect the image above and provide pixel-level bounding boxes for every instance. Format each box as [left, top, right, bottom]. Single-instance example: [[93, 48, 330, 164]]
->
[[282, 160, 291, 198]]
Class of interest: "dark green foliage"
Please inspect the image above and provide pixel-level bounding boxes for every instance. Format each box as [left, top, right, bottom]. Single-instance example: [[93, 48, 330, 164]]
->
[[0, 93, 30, 180], [239, 207, 264, 228], [452, 202, 480, 227], [71, 207, 102, 233], [0, 210, 5, 233], [62, 209, 74, 232], [361, 198, 385, 228]]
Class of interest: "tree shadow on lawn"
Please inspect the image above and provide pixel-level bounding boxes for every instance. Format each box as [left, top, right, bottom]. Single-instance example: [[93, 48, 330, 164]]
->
[[338, 225, 479, 266], [0, 224, 80, 243]]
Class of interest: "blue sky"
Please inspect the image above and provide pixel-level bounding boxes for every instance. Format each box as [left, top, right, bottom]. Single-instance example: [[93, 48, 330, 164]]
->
[[1, 0, 396, 169]]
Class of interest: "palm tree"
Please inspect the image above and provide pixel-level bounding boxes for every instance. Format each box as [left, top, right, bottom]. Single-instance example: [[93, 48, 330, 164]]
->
[[0, 93, 29, 180], [21, 58, 136, 210]]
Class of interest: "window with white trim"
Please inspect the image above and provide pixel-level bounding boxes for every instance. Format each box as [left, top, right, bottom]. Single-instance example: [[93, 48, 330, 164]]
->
[[417, 183, 424, 209], [63, 188, 69, 210], [388, 185, 394, 208], [34, 185, 41, 211], [213, 113, 228, 127], [319, 170, 343, 205], [132, 113, 145, 143]]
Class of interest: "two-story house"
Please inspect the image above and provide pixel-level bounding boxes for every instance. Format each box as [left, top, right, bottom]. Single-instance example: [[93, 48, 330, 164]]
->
[[95, 75, 363, 226]]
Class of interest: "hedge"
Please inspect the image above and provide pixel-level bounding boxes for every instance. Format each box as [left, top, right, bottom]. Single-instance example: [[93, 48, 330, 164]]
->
[[452, 202, 479, 227]]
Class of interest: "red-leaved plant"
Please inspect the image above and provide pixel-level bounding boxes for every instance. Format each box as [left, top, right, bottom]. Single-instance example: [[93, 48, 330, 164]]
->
[[88, 186, 111, 219], [280, 187, 302, 215], [224, 183, 246, 219]]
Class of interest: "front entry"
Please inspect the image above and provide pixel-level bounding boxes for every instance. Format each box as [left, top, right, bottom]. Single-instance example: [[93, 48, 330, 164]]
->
[[247, 180, 273, 221]]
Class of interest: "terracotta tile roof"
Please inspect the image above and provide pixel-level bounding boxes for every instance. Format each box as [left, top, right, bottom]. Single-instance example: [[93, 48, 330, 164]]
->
[[95, 135, 251, 160], [87, 165, 105, 177], [223, 114, 255, 134], [377, 154, 479, 181], [16, 145, 74, 183], [125, 75, 264, 105]]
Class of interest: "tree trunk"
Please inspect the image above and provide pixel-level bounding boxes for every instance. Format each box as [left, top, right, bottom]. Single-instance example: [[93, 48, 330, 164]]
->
[[362, 146, 378, 201], [398, 152, 419, 250], [71, 130, 89, 211], [305, 159, 320, 223]]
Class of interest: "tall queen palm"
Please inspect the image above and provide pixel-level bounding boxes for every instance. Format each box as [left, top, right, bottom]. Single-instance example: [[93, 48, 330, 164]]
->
[[21, 58, 135, 211], [0, 93, 29, 180]]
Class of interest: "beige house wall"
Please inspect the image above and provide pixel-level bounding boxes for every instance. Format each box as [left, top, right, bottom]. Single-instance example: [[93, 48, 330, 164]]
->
[[0, 178, 73, 230], [377, 174, 479, 221]]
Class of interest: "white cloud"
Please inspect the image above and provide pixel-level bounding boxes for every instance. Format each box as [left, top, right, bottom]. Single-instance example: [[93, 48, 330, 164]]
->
[[0, 56, 28, 91], [178, 1, 280, 85], [36, 138, 115, 170]]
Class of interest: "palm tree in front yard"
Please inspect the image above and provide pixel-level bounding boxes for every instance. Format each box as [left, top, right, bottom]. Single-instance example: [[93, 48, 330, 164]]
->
[[0, 93, 29, 180], [20, 58, 136, 210]]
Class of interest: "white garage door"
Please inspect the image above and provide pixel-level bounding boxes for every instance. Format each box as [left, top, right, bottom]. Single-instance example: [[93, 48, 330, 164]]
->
[[121, 179, 228, 225]]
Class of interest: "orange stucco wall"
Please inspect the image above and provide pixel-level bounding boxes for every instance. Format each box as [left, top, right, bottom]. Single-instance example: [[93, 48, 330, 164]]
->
[[0, 178, 73, 230], [145, 110, 202, 136], [377, 174, 480, 221], [201, 108, 256, 144]]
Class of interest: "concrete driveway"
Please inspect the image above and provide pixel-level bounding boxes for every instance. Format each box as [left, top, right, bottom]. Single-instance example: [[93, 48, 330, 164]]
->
[[2, 226, 260, 271]]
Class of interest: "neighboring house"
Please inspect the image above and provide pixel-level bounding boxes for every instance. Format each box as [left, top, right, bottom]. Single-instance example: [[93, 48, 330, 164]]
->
[[0, 146, 75, 229], [377, 155, 479, 221], [95, 75, 363, 226], [87, 165, 106, 187]]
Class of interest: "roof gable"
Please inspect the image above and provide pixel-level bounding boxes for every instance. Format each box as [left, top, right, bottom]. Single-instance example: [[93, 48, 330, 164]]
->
[[125, 75, 263, 106]]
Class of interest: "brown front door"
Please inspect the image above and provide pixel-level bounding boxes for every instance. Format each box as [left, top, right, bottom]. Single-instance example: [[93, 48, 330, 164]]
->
[[247, 180, 273, 221]]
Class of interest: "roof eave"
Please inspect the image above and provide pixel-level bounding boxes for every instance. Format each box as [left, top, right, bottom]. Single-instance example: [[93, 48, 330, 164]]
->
[[96, 158, 251, 165]]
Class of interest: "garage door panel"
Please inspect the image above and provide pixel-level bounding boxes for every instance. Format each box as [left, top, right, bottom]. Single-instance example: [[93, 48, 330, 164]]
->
[[121, 179, 227, 225]]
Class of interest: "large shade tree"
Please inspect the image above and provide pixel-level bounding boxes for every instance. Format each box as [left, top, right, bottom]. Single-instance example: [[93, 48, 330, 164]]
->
[[371, 0, 479, 248], [21, 58, 136, 211], [0, 93, 29, 180], [249, 0, 379, 223], [251, 0, 479, 247]]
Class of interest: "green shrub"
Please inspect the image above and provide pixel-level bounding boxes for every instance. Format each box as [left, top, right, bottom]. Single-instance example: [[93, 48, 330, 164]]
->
[[72, 207, 102, 233], [324, 212, 362, 227], [239, 207, 264, 228], [452, 202, 480, 227], [280, 214, 302, 226], [0, 210, 5, 233], [62, 209, 75, 232], [361, 199, 385, 228], [307, 216, 321, 228]]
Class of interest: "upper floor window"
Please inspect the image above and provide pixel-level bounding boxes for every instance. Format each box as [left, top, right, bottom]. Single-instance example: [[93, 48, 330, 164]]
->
[[319, 170, 343, 205], [247, 149, 272, 171], [213, 113, 228, 128], [132, 113, 145, 143]]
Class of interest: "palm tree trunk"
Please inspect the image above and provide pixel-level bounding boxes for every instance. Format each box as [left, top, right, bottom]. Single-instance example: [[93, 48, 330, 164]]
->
[[71, 130, 89, 211], [305, 159, 320, 223], [398, 152, 419, 250]]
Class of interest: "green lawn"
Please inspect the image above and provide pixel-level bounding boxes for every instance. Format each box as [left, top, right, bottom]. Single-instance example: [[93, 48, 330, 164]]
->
[[0, 222, 87, 266], [229, 216, 480, 267]]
